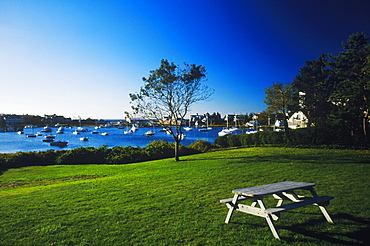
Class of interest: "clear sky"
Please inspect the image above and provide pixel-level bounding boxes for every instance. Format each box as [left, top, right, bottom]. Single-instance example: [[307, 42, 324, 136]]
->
[[1, 0, 370, 119]]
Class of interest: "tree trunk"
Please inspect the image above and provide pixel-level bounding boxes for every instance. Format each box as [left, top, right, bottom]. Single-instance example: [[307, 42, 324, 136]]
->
[[174, 140, 180, 161]]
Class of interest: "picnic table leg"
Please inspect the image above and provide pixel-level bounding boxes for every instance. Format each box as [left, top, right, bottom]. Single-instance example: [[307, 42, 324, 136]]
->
[[225, 194, 239, 223], [309, 187, 334, 223], [257, 199, 280, 239]]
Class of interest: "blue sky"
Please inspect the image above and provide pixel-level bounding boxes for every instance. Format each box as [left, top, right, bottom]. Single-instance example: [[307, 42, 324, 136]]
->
[[1, 0, 370, 119]]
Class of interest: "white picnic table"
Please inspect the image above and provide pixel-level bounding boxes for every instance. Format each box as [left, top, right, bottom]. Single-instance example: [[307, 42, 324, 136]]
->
[[220, 181, 334, 239]]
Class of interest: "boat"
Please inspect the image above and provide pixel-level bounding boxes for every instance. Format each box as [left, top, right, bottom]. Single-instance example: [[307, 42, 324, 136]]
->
[[198, 125, 209, 132], [41, 126, 52, 132], [72, 130, 80, 135], [26, 134, 36, 137], [42, 138, 54, 142], [91, 130, 99, 134], [56, 127, 64, 134], [101, 132, 109, 136], [183, 118, 193, 131], [229, 126, 241, 132], [131, 124, 139, 132], [17, 131, 24, 135], [198, 117, 212, 131], [50, 140, 68, 147], [245, 129, 258, 134], [80, 136, 89, 141], [76, 127, 88, 132], [44, 134, 56, 139], [36, 132, 43, 136], [145, 130, 155, 136], [218, 128, 232, 136]]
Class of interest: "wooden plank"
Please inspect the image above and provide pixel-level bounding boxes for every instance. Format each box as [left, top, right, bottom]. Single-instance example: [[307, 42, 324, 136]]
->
[[232, 181, 315, 197], [220, 195, 252, 203], [265, 196, 334, 214]]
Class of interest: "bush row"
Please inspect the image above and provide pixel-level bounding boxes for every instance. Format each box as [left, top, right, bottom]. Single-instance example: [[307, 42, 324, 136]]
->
[[214, 127, 367, 149], [0, 140, 217, 171]]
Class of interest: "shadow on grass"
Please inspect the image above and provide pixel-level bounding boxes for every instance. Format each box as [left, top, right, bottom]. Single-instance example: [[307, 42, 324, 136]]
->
[[281, 213, 369, 245], [229, 213, 369, 245]]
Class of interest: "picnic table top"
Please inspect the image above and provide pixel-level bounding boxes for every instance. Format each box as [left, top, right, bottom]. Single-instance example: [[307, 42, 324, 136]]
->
[[232, 181, 315, 197]]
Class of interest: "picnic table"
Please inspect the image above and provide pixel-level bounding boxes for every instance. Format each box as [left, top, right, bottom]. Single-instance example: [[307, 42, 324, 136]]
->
[[220, 181, 334, 239]]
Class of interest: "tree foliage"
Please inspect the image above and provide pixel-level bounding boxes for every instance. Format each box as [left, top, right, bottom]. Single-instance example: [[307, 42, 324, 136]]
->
[[264, 82, 298, 133], [129, 59, 213, 161]]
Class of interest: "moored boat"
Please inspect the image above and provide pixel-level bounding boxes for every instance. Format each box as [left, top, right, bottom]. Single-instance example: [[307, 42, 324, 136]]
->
[[145, 130, 155, 136], [50, 140, 68, 147]]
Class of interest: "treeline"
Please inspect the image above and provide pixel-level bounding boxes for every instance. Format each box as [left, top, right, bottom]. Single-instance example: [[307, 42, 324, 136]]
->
[[0, 140, 216, 171], [264, 33, 370, 148]]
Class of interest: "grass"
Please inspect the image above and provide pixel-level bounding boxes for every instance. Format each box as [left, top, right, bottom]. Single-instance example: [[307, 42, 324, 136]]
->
[[0, 147, 369, 245]]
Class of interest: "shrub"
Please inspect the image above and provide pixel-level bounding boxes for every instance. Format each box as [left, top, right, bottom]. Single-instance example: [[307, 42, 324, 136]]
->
[[106, 146, 146, 164], [143, 140, 175, 159], [56, 147, 105, 164], [188, 140, 216, 152], [214, 136, 228, 147]]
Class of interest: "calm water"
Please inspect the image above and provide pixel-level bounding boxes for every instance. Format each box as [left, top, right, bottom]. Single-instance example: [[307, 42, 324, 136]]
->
[[0, 126, 224, 153]]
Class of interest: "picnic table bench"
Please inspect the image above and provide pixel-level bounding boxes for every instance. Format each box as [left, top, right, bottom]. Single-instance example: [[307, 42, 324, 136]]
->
[[220, 181, 334, 239]]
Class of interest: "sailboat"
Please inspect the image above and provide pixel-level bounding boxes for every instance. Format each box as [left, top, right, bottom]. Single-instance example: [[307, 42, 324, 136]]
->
[[183, 118, 193, 131], [229, 115, 242, 132], [198, 116, 212, 131], [218, 115, 232, 136]]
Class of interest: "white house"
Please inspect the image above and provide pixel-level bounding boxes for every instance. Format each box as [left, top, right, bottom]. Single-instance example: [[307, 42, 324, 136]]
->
[[288, 111, 308, 129]]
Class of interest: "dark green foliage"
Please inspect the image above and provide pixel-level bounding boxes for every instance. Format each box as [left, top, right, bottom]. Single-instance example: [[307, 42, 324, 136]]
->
[[143, 140, 176, 159], [188, 140, 217, 152], [56, 147, 106, 164], [215, 128, 368, 149], [106, 146, 146, 164], [214, 136, 228, 147]]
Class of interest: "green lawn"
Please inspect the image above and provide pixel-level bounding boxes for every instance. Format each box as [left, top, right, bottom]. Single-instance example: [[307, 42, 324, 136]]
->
[[1, 147, 369, 245]]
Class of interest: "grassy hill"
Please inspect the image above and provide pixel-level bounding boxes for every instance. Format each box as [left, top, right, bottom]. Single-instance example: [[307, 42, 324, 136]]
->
[[1, 147, 369, 245]]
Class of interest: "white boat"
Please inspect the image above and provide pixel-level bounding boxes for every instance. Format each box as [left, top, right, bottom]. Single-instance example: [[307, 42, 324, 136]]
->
[[76, 127, 88, 132], [72, 130, 80, 135], [41, 126, 52, 132], [245, 129, 258, 134], [145, 130, 155, 136], [36, 132, 42, 136], [229, 126, 241, 132], [130, 124, 139, 132], [80, 136, 89, 141], [17, 131, 24, 135], [101, 132, 109, 136], [218, 128, 232, 136], [56, 127, 64, 134], [183, 126, 193, 131]]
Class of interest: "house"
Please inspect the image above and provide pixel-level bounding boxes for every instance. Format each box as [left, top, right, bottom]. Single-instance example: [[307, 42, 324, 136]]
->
[[288, 111, 308, 129]]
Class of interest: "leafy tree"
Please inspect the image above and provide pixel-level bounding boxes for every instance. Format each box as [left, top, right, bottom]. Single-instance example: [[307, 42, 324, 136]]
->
[[264, 82, 298, 134], [328, 33, 370, 146], [129, 59, 213, 161]]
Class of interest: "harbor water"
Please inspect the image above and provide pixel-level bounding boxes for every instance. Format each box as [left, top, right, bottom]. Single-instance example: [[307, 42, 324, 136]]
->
[[0, 126, 225, 153]]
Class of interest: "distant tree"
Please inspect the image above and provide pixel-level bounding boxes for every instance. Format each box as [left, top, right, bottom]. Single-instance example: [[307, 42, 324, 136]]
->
[[328, 33, 370, 146], [264, 82, 298, 134], [129, 59, 213, 161]]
